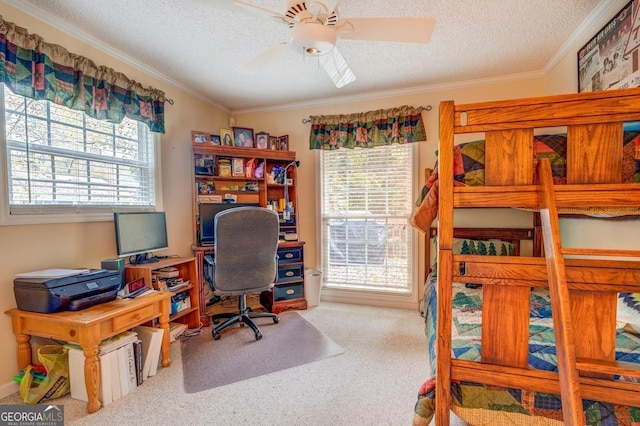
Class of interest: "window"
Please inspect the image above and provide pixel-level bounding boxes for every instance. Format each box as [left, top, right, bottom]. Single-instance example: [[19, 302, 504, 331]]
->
[[320, 143, 415, 294], [1, 85, 159, 224]]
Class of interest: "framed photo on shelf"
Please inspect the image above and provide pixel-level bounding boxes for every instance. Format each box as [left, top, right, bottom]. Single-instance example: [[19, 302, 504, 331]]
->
[[269, 136, 278, 150], [191, 130, 209, 144], [233, 127, 254, 148], [210, 134, 221, 145], [278, 135, 289, 151], [232, 158, 245, 177], [220, 128, 234, 146], [255, 131, 269, 149], [577, 0, 636, 92]]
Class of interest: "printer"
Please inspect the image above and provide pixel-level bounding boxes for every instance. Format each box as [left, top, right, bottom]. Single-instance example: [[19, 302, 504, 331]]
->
[[14, 269, 123, 313]]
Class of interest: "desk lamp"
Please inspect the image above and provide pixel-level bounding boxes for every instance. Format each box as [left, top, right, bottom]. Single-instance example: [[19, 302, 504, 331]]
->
[[283, 160, 300, 221]]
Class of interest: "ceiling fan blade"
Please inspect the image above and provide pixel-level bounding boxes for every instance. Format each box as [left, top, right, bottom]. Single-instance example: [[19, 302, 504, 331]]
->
[[337, 17, 435, 43], [202, 0, 289, 24], [236, 41, 289, 73], [319, 47, 355, 88], [308, 0, 341, 17]]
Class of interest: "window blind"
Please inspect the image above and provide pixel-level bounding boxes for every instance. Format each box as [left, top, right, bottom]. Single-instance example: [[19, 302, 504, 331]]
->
[[320, 143, 413, 292], [2, 85, 157, 217]]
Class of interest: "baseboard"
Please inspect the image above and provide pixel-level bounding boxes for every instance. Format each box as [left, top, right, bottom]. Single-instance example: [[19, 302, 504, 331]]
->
[[0, 380, 19, 400], [320, 288, 420, 311]]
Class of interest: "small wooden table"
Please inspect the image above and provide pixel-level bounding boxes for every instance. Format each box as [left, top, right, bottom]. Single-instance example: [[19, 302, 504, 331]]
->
[[5, 292, 172, 413]]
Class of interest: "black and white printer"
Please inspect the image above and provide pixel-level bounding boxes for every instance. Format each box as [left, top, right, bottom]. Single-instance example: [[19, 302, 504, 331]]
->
[[13, 268, 123, 313]]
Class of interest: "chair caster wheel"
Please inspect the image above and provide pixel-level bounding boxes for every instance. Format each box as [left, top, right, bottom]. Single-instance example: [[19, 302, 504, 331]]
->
[[240, 322, 245, 327], [255, 331, 262, 341], [213, 331, 221, 340], [273, 316, 280, 324], [213, 319, 220, 325]]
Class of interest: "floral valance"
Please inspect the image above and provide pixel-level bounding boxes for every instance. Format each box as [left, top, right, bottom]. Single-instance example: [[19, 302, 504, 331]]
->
[[0, 15, 167, 133], [308, 105, 426, 150]]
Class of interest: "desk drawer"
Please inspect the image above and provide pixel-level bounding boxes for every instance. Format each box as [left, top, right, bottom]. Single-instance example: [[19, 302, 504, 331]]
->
[[277, 264, 303, 282], [112, 304, 158, 329], [278, 247, 302, 264], [274, 283, 304, 301]]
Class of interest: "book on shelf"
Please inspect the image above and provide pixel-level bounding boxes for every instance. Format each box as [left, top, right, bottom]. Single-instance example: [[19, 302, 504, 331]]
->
[[108, 349, 121, 401], [169, 322, 188, 342]]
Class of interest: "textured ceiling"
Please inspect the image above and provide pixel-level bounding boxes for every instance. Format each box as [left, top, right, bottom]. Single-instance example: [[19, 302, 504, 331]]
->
[[5, 0, 607, 111]]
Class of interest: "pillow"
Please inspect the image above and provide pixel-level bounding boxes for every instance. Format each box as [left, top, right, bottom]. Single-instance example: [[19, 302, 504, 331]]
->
[[618, 293, 640, 335], [430, 237, 515, 287]]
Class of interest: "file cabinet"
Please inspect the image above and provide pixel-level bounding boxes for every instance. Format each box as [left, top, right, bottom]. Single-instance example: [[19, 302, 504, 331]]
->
[[261, 241, 307, 314]]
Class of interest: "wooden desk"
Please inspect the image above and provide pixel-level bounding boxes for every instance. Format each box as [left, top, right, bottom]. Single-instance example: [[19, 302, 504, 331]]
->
[[5, 292, 172, 413]]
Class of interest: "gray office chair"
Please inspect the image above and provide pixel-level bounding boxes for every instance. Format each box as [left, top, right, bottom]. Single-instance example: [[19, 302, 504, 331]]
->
[[209, 206, 280, 340]]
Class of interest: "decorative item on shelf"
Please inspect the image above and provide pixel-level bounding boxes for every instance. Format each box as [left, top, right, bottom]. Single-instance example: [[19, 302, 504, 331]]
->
[[245, 182, 259, 192], [218, 158, 232, 177], [269, 136, 278, 150], [220, 128, 234, 146], [233, 127, 255, 148], [271, 164, 285, 184], [255, 132, 269, 149], [198, 181, 215, 195], [232, 158, 245, 177], [255, 161, 265, 178], [194, 154, 215, 175], [278, 135, 289, 151], [245, 158, 258, 178], [210, 134, 221, 145], [191, 130, 209, 144], [199, 195, 222, 203]]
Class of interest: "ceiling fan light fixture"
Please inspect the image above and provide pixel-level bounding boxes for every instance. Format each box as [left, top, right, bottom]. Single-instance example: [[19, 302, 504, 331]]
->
[[289, 22, 336, 56]]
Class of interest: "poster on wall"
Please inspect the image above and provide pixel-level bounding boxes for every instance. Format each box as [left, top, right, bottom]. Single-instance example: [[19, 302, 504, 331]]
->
[[578, 0, 640, 92]]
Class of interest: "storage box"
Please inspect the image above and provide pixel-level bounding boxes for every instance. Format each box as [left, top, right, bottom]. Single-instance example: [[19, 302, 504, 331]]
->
[[171, 290, 191, 315]]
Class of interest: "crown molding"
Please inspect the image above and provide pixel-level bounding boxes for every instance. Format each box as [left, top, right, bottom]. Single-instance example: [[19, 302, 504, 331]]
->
[[3, 0, 230, 113]]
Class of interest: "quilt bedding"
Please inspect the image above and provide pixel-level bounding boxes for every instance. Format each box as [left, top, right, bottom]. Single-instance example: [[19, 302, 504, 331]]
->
[[413, 277, 640, 425], [411, 132, 640, 234]]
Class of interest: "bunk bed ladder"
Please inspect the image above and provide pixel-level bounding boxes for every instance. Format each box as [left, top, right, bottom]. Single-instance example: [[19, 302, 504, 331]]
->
[[537, 158, 586, 426]]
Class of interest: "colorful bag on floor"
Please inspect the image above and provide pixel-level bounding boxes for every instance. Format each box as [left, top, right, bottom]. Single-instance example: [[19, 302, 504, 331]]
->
[[19, 345, 70, 404]]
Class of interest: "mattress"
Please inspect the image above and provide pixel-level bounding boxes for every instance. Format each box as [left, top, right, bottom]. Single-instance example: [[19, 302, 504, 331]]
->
[[414, 277, 640, 425]]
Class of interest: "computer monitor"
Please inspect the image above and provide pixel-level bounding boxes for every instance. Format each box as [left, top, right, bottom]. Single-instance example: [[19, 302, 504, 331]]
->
[[114, 211, 169, 264], [199, 203, 259, 245]]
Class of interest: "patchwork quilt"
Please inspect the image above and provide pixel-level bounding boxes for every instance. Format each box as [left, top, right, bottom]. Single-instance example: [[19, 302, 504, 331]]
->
[[414, 278, 640, 425], [411, 132, 640, 234]]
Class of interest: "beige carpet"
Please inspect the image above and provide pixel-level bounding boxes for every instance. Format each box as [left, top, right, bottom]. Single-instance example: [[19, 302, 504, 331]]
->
[[181, 311, 344, 393]]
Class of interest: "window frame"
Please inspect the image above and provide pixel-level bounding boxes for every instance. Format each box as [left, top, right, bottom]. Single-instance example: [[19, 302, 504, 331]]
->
[[317, 143, 419, 305], [0, 86, 163, 226]]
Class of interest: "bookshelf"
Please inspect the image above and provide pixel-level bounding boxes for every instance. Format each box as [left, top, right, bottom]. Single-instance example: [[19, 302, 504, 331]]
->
[[191, 143, 306, 321], [125, 257, 200, 328]]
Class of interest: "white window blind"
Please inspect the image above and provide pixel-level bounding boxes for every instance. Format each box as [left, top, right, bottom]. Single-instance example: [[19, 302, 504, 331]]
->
[[320, 144, 414, 293], [2, 85, 157, 220]]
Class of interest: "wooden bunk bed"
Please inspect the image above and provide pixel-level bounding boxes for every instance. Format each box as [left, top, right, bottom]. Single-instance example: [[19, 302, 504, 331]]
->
[[414, 89, 640, 425]]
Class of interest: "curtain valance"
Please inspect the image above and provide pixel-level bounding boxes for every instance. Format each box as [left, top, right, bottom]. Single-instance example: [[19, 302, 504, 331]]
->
[[308, 105, 426, 150], [0, 15, 167, 133]]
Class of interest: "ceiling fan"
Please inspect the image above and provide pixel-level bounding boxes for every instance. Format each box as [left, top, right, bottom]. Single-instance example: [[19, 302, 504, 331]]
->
[[205, 0, 435, 88]]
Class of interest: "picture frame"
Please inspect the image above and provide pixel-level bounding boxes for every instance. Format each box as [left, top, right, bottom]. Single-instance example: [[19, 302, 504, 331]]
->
[[269, 136, 278, 150], [578, 0, 636, 92], [220, 128, 234, 146], [191, 130, 209, 144], [255, 131, 269, 149], [232, 158, 245, 177], [278, 135, 289, 151], [233, 127, 254, 148], [209, 134, 221, 145]]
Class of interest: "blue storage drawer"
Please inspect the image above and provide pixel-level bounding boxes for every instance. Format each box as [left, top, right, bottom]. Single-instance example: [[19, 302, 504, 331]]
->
[[277, 264, 303, 281], [274, 283, 304, 301], [278, 247, 302, 264]]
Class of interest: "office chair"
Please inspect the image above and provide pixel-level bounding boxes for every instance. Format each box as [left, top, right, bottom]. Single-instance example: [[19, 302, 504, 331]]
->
[[209, 206, 280, 340]]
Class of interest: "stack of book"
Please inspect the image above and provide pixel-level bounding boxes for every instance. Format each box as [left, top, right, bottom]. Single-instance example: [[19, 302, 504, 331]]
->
[[66, 326, 165, 405]]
